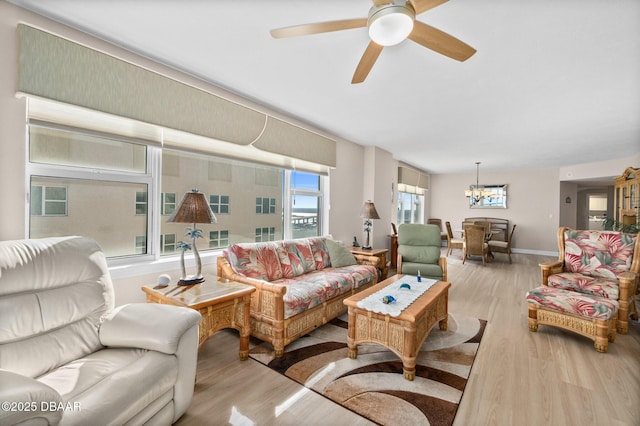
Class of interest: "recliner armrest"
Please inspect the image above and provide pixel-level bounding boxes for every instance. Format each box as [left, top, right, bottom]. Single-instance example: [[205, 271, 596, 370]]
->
[[99, 303, 201, 354], [0, 369, 63, 426]]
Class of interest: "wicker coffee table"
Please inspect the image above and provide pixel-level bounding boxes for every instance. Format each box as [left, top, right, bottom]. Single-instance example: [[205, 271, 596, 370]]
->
[[343, 274, 451, 381]]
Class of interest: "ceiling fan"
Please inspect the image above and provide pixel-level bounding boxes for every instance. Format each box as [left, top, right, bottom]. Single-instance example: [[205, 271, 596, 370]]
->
[[270, 0, 476, 84]]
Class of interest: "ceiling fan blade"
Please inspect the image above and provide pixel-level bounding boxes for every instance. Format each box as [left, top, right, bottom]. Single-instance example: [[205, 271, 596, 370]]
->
[[408, 21, 476, 61], [409, 0, 449, 15], [271, 18, 367, 38], [352, 42, 384, 84], [372, 0, 391, 6]]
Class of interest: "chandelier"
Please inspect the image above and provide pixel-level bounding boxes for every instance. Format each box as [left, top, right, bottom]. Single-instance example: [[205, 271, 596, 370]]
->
[[465, 162, 493, 205]]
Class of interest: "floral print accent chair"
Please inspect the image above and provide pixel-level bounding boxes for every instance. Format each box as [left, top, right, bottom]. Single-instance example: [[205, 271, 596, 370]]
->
[[540, 227, 640, 334]]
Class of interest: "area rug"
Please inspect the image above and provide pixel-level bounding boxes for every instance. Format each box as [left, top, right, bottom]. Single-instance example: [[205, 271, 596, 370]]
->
[[249, 313, 486, 426]]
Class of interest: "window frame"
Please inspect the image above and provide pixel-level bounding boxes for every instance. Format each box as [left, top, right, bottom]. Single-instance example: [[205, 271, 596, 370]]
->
[[24, 117, 329, 270], [26, 121, 159, 265]]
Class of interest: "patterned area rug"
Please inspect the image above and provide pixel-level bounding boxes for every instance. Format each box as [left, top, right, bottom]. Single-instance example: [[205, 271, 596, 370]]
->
[[249, 313, 486, 426]]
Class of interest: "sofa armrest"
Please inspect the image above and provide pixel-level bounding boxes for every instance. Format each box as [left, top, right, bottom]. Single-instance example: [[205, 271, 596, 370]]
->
[[0, 369, 63, 426], [618, 271, 637, 285], [618, 270, 638, 299], [353, 254, 381, 269], [99, 303, 201, 354], [539, 260, 564, 285]]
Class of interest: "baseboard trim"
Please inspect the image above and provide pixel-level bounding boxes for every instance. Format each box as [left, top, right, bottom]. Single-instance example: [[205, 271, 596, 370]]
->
[[511, 248, 558, 257]]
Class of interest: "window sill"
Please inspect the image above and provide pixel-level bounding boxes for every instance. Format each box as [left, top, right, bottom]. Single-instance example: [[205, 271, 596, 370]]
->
[[108, 249, 222, 280]]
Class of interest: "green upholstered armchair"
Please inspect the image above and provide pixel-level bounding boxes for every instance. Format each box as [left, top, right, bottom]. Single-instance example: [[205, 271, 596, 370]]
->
[[397, 224, 447, 281]]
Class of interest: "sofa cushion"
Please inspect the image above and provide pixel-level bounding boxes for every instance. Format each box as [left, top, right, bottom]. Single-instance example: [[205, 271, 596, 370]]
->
[[563, 230, 637, 279], [273, 264, 377, 319], [526, 286, 619, 320], [398, 245, 440, 265], [307, 237, 331, 270], [398, 262, 443, 279], [37, 348, 177, 425], [325, 239, 357, 267], [547, 272, 620, 300], [275, 240, 315, 278], [398, 223, 442, 247], [226, 242, 283, 281]]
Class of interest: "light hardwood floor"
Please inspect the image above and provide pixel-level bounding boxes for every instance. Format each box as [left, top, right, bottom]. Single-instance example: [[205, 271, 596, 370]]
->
[[176, 250, 640, 426]]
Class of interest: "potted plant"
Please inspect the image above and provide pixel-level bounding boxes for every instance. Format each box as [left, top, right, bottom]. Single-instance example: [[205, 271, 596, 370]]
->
[[602, 217, 639, 234]]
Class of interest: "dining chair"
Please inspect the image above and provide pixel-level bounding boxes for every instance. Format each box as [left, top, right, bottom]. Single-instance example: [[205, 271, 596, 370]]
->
[[463, 224, 489, 266], [474, 220, 493, 240], [488, 224, 516, 263], [427, 218, 448, 243], [445, 221, 464, 256]]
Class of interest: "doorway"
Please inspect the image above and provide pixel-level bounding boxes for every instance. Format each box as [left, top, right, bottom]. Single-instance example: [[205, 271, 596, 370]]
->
[[588, 194, 607, 230]]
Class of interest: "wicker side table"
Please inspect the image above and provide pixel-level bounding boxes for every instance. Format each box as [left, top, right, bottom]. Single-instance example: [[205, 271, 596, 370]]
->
[[142, 278, 255, 360]]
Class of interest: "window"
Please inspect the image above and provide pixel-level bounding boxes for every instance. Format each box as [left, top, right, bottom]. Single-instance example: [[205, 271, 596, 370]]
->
[[256, 197, 276, 214], [26, 115, 328, 262], [289, 171, 322, 238], [161, 193, 176, 215], [30, 176, 149, 257], [160, 234, 176, 254], [209, 230, 229, 248], [135, 191, 147, 215], [160, 150, 283, 252], [209, 195, 229, 214], [135, 235, 147, 254], [256, 227, 275, 242], [397, 192, 424, 225], [30, 184, 67, 216], [28, 124, 151, 258]]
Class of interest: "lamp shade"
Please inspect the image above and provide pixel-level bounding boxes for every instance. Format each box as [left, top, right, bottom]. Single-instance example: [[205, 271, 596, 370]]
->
[[360, 200, 380, 220], [167, 189, 217, 224]]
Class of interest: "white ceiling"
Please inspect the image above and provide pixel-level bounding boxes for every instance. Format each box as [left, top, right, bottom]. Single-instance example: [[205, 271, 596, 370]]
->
[[8, 0, 640, 175]]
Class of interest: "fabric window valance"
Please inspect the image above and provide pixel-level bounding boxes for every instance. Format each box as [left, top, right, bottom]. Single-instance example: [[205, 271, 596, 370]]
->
[[17, 24, 336, 174]]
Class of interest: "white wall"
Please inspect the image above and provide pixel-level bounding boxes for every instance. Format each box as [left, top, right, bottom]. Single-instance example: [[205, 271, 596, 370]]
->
[[327, 139, 365, 244], [559, 155, 640, 182], [0, 2, 27, 240], [559, 181, 578, 229], [429, 167, 561, 254]]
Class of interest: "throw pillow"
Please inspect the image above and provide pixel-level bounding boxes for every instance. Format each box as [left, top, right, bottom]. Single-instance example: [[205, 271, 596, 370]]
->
[[326, 239, 357, 267]]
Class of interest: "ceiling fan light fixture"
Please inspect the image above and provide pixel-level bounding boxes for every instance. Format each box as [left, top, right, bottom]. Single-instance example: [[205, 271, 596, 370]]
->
[[368, 3, 415, 46]]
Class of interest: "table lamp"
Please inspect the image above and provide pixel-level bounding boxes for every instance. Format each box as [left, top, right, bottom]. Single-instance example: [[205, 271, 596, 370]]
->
[[167, 189, 217, 285], [360, 200, 380, 250]]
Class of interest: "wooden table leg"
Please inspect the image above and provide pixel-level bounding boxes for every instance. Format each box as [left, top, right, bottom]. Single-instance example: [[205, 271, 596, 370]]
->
[[439, 316, 448, 331], [347, 307, 358, 359], [238, 294, 251, 360]]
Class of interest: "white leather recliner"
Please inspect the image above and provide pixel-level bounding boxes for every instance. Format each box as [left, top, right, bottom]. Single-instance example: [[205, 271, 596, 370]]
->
[[0, 236, 202, 425]]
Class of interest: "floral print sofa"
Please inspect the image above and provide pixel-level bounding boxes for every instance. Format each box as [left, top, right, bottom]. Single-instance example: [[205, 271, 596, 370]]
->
[[217, 237, 380, 356], [539, 227, 639, 333]]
